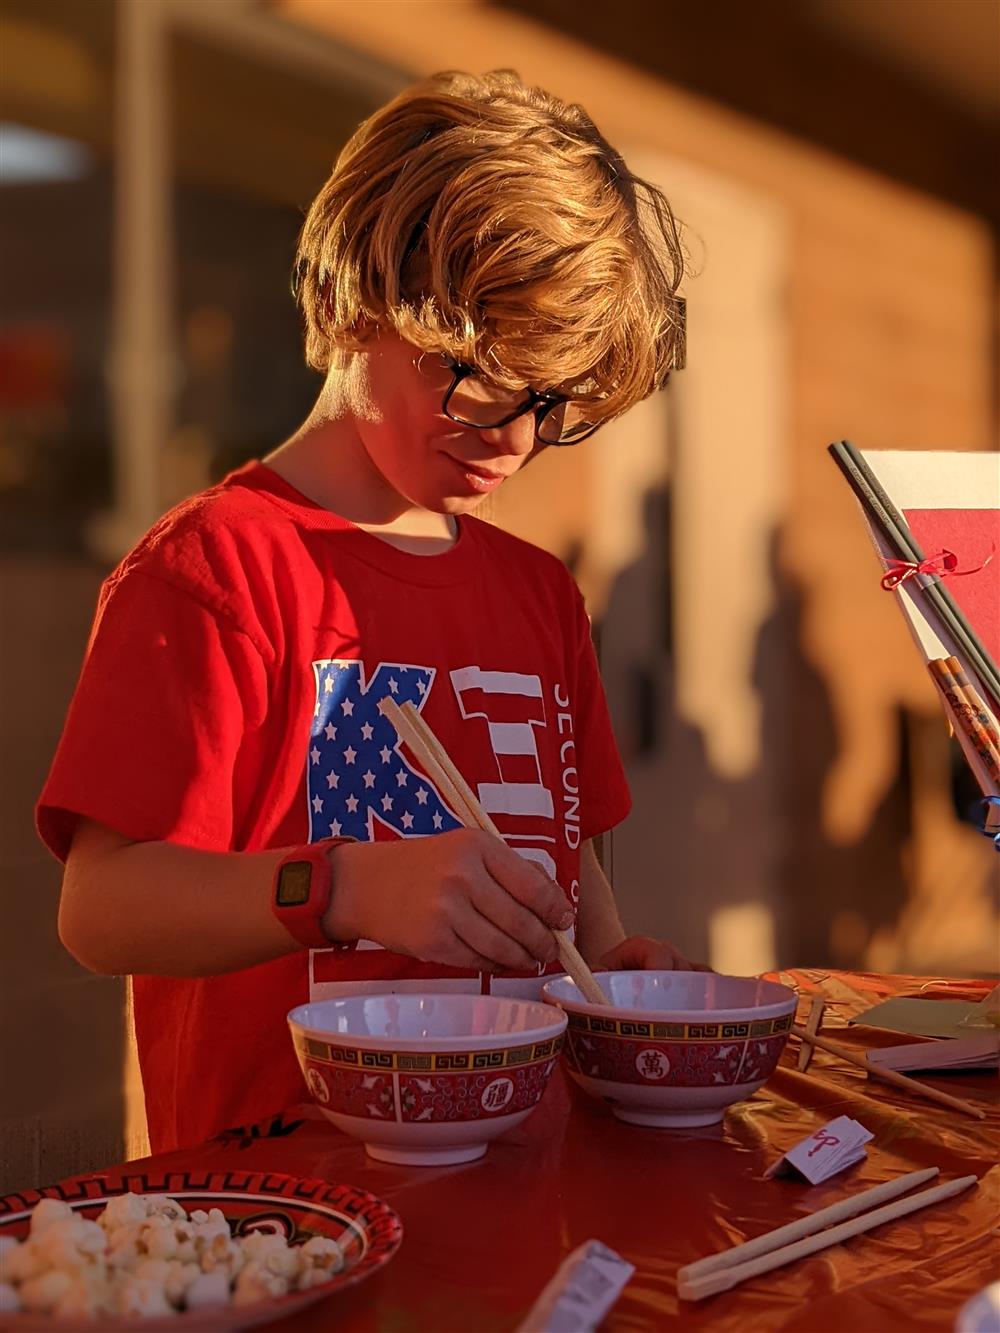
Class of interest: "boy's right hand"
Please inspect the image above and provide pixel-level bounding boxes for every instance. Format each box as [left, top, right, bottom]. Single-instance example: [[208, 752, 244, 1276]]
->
[[323, 829, 575, 972]]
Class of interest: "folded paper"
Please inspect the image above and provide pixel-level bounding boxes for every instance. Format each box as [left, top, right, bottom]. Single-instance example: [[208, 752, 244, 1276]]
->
[[765, 1116, 873, 1184]]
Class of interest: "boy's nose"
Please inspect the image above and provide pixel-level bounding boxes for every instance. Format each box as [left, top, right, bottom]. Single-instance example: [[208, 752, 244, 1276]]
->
[[475, 414, 537, 457]]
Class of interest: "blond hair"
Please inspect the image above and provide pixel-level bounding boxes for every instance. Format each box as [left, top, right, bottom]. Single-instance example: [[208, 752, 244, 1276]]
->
[[294, 70, 686, 422]]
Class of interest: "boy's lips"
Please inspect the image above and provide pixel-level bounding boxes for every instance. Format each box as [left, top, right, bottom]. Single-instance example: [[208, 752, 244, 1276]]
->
[[441, 453, 510, 493]]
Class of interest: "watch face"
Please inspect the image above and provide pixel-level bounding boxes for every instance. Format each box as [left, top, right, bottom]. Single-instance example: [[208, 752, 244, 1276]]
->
[[277, 860, 312, 907]]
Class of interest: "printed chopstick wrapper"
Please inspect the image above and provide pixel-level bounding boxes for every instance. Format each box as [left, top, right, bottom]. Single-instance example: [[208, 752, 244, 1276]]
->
[[516, 1240, 635, 1333], [764, 1116, 874, 1184]]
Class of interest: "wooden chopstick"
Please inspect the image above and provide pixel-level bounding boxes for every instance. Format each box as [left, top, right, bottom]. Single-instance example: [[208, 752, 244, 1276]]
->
[[796, 997, 826, 1072], [678, 1166, 940, 1283], [379, 697, 608, 1006], [793, 1025, 987, 1120], [678, 1173, 977, 1301], [945, 656, 1000, 749], [928, 658, 1000, 792]]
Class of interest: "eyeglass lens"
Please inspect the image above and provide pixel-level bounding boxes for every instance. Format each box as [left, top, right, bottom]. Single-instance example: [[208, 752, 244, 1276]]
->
[[447, 376, 597, 443]]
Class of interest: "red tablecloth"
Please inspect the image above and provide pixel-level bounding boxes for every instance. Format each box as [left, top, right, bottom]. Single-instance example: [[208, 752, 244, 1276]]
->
[[70, 973, 1000, 1330]]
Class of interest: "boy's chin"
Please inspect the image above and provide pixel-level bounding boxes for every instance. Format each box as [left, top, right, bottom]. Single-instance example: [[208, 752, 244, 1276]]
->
[[433, 493, 496, 515]]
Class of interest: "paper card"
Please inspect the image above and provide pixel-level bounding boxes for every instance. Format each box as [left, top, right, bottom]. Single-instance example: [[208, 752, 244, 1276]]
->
[[516, 1240, 635, 1333], [969, 983, 1000, 1027], [866, 1034, 1000, 1073], [851, 997, 990, 1040], [766, 1117, 873, 1185], [861, 450, 1000, 666]]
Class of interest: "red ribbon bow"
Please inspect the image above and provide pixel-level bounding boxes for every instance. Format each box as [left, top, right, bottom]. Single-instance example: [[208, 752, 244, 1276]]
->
[[881, 546, 994, 591]]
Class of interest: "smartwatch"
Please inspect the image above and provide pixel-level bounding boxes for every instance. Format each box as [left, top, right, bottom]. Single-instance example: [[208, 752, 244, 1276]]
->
[[272, 837, 356, 951]]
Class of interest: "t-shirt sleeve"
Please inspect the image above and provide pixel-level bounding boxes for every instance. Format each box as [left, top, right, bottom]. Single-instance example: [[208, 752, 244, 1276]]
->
[[571, 586, 632, 840], [37, 569, 269, 861]]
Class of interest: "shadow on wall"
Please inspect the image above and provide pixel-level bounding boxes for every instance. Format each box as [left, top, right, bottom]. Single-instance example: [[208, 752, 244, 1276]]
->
[[596, 481, 922, 975]]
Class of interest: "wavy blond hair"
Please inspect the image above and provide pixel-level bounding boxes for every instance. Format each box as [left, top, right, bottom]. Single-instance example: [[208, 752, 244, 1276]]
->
[[294, 69, 686, 421]]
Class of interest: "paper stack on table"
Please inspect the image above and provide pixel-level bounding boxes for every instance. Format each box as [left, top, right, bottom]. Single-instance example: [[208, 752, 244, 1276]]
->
[[866, 1034, 1000, 1073], [852, 988, 1000, 1041]]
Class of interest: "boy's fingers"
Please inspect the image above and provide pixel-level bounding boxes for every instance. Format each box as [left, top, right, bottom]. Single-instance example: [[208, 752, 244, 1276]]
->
[[443, 934, 504, 974], [480, 838, 574, 931], [468, 878, 558, 965], [452, 900, 539, 972]]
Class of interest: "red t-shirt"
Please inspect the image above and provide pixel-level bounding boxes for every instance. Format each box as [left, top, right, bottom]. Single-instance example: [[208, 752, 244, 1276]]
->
[[37, 463, 630, 1151]]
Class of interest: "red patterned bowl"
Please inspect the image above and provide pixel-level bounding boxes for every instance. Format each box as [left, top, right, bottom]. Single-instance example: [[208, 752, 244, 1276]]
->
[[542, 971, 796, 1128], [288, 993, 567, 1166], [0, 1169, 401, 1330]]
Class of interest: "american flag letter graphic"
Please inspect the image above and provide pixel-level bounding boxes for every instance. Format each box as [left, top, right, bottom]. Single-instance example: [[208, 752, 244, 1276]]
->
[[307, 660, 462, 842]]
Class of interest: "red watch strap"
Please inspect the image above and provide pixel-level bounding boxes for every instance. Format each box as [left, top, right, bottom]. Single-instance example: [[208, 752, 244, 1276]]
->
[[273, 837, 356, 951]]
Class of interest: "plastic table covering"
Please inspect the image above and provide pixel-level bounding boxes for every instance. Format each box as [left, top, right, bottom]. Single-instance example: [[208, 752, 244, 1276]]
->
[[66, 972, 1000, 1331]]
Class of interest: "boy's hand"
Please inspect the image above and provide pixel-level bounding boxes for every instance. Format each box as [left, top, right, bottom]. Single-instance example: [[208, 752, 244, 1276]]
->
[[597, 935, 712, 972], [325, 829, 575, 972]]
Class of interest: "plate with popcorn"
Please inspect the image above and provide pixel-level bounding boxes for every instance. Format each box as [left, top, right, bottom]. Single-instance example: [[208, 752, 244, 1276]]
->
[[0, 1168, 402, 1330]]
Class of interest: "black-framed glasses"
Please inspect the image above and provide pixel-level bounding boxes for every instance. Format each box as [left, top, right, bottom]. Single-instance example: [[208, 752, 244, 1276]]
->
[[434, 356, 606, 446]]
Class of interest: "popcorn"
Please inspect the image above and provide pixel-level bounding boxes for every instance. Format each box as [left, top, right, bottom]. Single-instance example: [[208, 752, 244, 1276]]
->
[[3, 1239, 46, 1284], [298, 1264, 339, 1291], [199, 1230, 246, 1282], [53, 1274, 110, 1320], [137, 1214, 180, 1261], [99, 1192, 150, 1231], [164, 1260, 200, 1307], [300, 1235, 345, 1275], [232, 1260, 289, 1307], [0, 1192, 348, 1318], [33, 1216, 106, 1272], [116, 1273, 174, 1319], [241, 1229, 298, 1278], [145, 1196, 187, 1223], [28, 1198, 74, 1237], [185, 1269, 231, 1311], [18, 1268, 74, 1313], [239, 1230, 284, 1261], [106, 1220, 144, 1268], [133, 1258, 171, 1286]]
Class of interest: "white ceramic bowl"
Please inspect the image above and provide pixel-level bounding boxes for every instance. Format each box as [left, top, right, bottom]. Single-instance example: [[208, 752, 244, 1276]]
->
[[955, 1282, 1000, 1333], [542, 971, 796, 1128], [288, 993, 567, 1166]]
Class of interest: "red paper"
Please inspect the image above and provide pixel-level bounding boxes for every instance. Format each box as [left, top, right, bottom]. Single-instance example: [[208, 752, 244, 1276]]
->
[[904, 508, 1000, 666]]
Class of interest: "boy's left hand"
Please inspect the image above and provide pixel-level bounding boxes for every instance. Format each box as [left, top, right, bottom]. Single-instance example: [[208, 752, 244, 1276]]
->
[[597, 935, 711, 972]]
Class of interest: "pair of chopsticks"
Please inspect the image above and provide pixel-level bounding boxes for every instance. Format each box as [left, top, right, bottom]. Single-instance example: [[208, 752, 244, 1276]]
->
[[793, 1025, 986, 1121], [378, 696, 608, 1006], [678, 1167, 977, 1301], [828, 440, 1000, 706], [928, 657, 1000, 801]]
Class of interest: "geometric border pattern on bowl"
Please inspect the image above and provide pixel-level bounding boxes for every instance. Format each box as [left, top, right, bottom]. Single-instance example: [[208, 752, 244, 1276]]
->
[[294, 1034, 564, 1072], [563, 1013, 793, 1041]]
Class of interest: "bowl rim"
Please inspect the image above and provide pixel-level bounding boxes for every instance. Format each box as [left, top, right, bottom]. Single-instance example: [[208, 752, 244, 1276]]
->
[[541, 970, 797, 1023], [288, 991, 568, 1050]]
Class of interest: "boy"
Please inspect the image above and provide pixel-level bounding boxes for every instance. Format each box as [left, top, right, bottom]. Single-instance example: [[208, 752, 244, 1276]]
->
[[38, 70, 689, 1153]]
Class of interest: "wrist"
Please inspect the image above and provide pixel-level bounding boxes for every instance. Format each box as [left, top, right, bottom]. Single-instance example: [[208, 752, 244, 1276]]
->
[[271, 837, 357, 951], [320, 840, 367, 945]]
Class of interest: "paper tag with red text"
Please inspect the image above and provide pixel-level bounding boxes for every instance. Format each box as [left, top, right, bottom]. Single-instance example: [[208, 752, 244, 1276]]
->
[[766, 1116, 874, 1184]]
